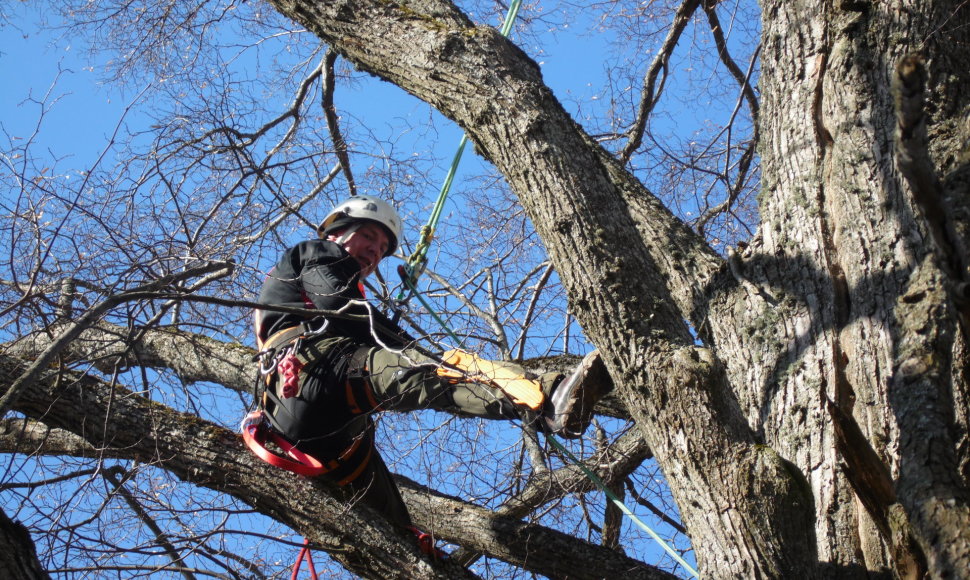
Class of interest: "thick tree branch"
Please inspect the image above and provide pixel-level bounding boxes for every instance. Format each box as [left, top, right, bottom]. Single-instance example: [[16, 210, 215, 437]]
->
[[0, 261, 235, 418], [322, 48, 356, 196], [893, 54, 970, 337], [397, 475, 677, 580], [0, 417, 661, 577], [0, 418, 100, 459], [8, 320, 625, 423], [1, 354, 670, 579], [1, 354, 472, 579]]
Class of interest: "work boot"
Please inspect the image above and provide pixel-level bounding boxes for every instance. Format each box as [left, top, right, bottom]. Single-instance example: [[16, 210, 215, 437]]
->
[[543, 350, 612, 438]]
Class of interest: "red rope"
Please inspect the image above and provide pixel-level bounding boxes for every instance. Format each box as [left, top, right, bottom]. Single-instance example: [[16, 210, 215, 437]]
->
[[289, 538, 318, 580], [242, 411, 322, 579]]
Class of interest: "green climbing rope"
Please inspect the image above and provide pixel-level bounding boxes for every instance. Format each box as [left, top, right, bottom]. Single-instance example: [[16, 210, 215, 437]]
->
[[401, 135, 469, 285], [397, 0, 524, 297]]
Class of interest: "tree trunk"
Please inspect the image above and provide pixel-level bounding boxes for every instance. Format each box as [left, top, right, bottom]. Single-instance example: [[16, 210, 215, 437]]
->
[[708, 0, 970, 575], [0, 509, 50, 580], [262, 0, 970, 575]]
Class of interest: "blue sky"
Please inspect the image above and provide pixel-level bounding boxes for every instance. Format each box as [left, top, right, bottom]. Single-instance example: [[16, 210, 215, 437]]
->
[[2, 18, 121, 165], [0, 3, 614, 185]]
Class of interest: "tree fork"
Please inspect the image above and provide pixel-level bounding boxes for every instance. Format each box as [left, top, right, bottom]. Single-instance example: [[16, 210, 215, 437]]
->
[[264, 0, 822, 575]]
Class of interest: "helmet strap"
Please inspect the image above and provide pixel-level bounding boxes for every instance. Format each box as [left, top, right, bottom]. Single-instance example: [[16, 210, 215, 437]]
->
[[332, 222, 362, 245]]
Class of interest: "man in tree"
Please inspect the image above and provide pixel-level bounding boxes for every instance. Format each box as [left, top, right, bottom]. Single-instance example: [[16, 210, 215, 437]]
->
[[253, 195, 610, 532]]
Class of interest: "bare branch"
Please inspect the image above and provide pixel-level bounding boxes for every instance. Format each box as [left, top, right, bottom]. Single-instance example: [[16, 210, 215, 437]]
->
[[322, 49, 356, 196], [0, 261, 235, 417], [619, 0, 704, 164], [102, 467, 199, 580], [694, 0, 761, 234], [513, 262, 555, 361]]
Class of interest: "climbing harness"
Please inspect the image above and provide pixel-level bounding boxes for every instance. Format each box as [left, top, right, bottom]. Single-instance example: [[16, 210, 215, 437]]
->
[[244, 319, 379, 577], [248, 318, 381, 487]]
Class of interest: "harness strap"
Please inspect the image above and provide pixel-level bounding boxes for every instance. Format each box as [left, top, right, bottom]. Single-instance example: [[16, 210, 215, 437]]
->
[[241, 410, 375, 485], [241, 411, 327, 477], [260, 324, 308, 352], [345, 347, 383, 415], [247, 322, 382, 512], [290, 538, 318, 580], [327, 428, 375, 486], [257, 324, 335, 401]]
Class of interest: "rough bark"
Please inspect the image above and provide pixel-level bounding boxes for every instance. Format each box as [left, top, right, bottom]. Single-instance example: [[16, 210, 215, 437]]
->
[[9, 321, 255, 393], [708, 0, 970, 575], [891, 259, 970, 577]]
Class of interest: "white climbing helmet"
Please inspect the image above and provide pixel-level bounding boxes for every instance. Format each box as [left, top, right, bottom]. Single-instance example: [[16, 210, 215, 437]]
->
[[317, 195, 402, 256]]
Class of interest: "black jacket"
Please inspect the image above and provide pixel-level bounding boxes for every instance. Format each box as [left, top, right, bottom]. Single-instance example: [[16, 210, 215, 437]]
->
[[255, 239, 411, 348]]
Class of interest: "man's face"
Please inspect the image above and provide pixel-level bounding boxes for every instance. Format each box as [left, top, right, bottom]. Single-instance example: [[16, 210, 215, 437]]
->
[[328, 221, 389, 279]]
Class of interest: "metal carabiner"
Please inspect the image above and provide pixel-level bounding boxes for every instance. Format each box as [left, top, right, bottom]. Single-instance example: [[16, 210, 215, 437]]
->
[[258, 348, 282, 376], [302, 318, 330, 340]]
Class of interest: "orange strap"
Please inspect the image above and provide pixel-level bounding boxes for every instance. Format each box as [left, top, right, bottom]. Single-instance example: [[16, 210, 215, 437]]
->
[[242, 410, 372, 486], [436, 349, 544, 410]]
